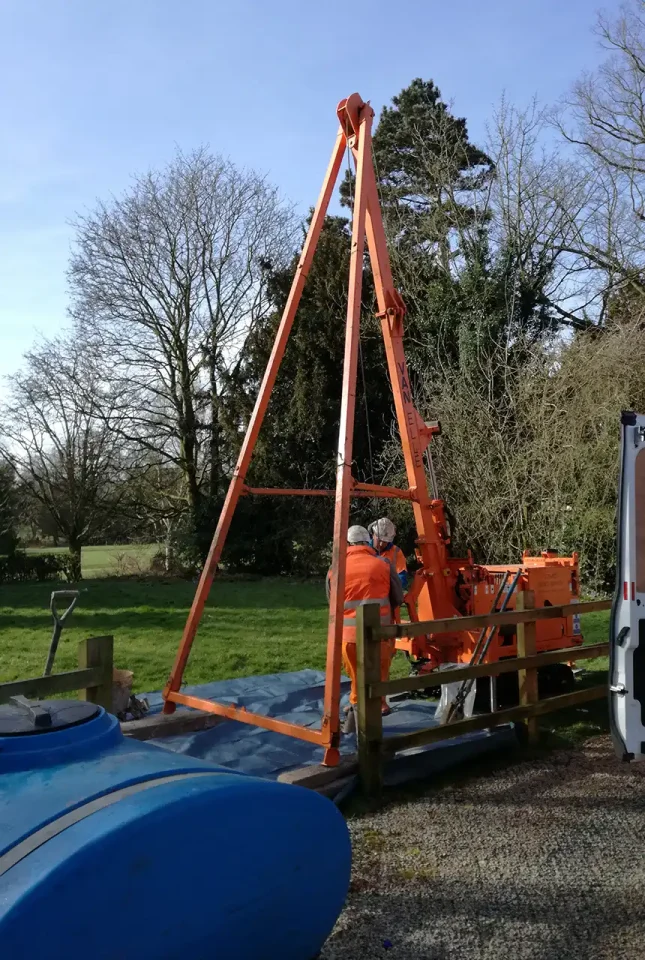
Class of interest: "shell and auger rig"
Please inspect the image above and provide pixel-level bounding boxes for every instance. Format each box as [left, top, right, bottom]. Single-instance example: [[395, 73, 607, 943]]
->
[[162, 93, 582, 764]]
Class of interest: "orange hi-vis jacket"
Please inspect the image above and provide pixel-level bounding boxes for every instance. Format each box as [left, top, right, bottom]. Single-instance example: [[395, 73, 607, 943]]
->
[[380, 543, 407, 577], [340, 544, 392, 643]]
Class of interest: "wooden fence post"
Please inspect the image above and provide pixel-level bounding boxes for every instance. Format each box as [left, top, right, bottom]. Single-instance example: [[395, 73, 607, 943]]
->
[[78, 636, 114, 712], [356, 602, 384, 797], [516, 590, 539, 744]]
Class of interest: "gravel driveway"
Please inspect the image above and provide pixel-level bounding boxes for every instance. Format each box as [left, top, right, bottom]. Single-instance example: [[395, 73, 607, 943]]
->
[[321, 736, 645, 960]]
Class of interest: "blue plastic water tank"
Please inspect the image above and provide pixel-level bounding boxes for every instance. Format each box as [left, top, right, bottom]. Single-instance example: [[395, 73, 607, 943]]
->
[[0, 700, 351, 960]]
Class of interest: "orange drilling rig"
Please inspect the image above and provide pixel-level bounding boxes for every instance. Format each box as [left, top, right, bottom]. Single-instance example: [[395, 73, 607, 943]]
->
[[162, 93, 582, 765]]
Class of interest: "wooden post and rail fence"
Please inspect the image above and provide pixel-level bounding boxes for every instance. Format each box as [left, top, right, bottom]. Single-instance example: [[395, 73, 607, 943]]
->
[[355, 596, 612, 796], [0, 636, 114, 711], [0, 600, 613, 782], [0, 634, 231, 741]]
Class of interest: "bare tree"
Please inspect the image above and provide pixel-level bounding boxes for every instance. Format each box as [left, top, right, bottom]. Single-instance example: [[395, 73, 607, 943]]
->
[[484, 99, 601, 329], [567, 1, 645, 199], [554, 0, 645, 306], [1, 337, 127, 578], [0, 460, 18, 555], [69, 148, 297, 555], [119, 460, 188, 571]]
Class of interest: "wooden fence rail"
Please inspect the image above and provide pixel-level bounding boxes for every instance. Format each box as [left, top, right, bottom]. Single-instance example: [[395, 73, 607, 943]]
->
[[356, 599, 612, 796], [0, 635, 114, 711], [379, 598, 612, 640]]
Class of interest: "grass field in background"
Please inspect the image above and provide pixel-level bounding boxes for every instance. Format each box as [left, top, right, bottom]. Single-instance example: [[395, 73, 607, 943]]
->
[[25, 543, 162, 579], [0, 577, 330, 691], [0, 574, 611, 738]]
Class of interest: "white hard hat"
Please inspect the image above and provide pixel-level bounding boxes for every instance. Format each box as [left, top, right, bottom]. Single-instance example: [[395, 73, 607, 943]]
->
[[370, 517, 396, 541], [347, 525, 371, 545]]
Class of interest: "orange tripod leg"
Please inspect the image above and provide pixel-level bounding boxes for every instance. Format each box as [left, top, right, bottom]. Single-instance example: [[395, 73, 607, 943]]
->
[[162, 129, 346, 714], [322, 100, 373, 764]]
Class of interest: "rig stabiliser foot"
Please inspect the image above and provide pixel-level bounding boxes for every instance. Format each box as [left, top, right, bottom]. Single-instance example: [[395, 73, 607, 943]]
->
[[161, 699, 177, 716], [323, 746, 340, 767]]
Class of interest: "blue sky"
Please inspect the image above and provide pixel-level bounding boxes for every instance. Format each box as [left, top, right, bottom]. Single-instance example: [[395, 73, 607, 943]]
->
[[0, 0, 620, 380]]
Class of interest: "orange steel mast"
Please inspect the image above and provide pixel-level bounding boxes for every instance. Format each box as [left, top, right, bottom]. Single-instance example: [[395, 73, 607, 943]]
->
[[162, 94, 460, 765]]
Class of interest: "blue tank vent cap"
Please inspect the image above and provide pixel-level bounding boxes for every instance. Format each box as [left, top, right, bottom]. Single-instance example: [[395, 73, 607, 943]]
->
[[0, 699, 100, 736]]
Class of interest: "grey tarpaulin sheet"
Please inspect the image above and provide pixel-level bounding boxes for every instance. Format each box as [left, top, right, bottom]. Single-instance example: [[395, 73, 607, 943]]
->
[[140, 670, 517, 784]]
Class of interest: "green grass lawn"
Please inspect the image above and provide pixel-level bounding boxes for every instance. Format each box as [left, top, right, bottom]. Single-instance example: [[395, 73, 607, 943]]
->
[[0, 575, 612, 738], [25, 543, 162, 579], [0, 577, 331, 692], [537, 609, 611, 746]]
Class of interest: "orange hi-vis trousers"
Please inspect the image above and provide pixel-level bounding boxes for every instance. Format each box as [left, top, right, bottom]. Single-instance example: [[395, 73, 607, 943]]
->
[[342, 639, 394, 709]]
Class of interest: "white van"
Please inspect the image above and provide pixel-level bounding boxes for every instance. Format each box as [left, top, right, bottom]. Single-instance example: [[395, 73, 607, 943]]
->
[[610, 410, 645, 759]]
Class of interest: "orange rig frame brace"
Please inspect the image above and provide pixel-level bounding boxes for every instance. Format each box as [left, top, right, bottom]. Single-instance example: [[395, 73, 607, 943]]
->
[[162, 93, 461, 766]]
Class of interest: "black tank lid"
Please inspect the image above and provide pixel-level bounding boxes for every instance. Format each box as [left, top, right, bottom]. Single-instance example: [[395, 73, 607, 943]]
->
[[0, 698, 100, 736]]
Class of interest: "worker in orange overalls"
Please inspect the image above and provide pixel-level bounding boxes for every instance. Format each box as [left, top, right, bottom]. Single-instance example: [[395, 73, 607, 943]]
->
[[368, 517, 409, 595], [327, 525, 404, 734], [369, 517, 410, 682]]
